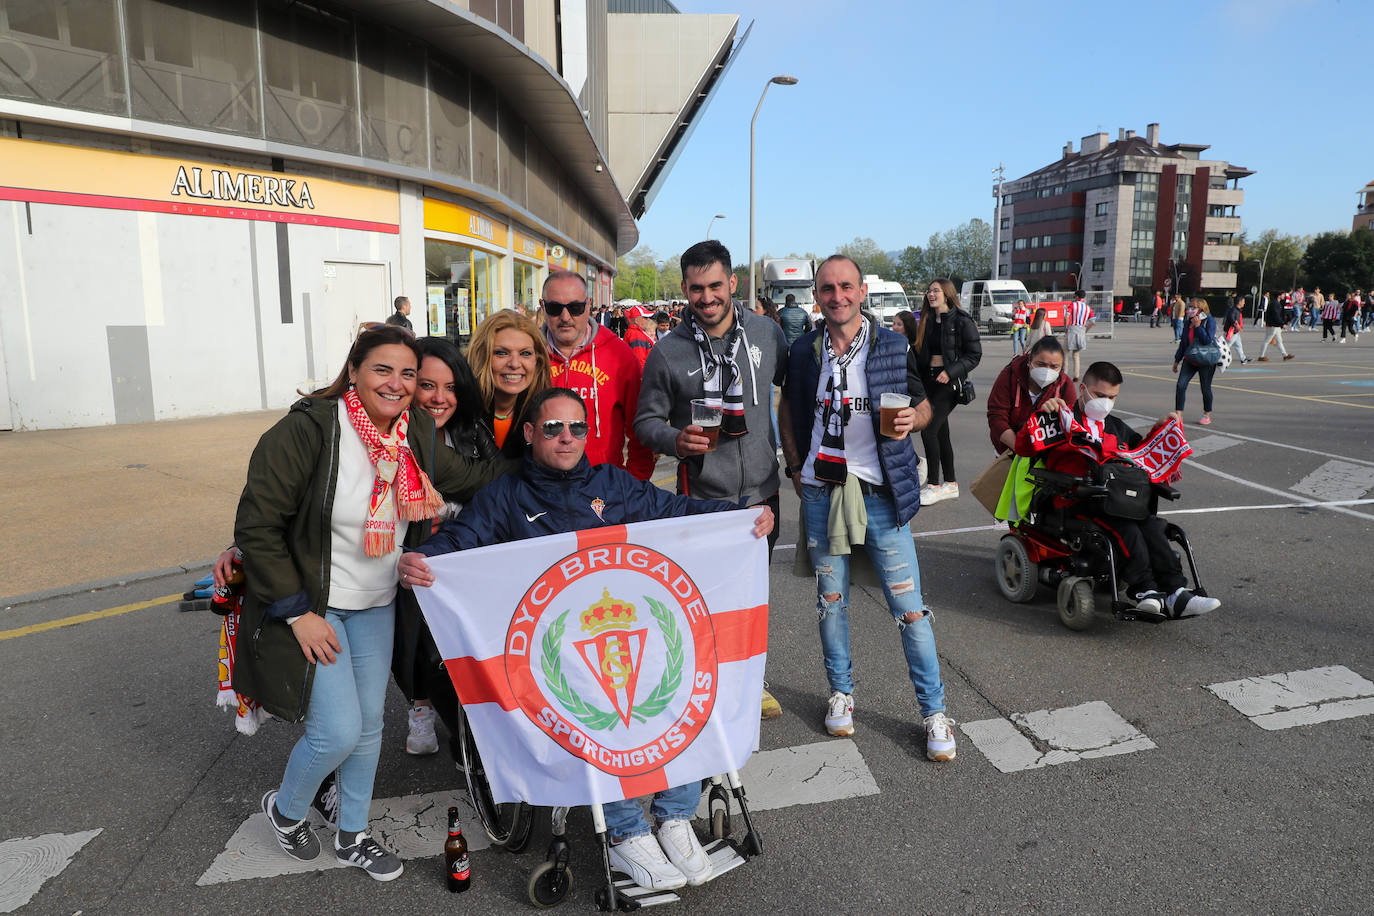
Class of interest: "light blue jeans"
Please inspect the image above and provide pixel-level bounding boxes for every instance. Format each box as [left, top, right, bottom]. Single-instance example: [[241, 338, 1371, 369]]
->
[[801, 484, 946, 717], [276, 603, 395, 833], [604, 782, 702, 841], [1011, 327, 1028, 355]]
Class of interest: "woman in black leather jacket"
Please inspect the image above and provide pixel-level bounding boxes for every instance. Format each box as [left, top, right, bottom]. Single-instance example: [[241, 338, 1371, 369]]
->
[[907, 278, 982, 504]]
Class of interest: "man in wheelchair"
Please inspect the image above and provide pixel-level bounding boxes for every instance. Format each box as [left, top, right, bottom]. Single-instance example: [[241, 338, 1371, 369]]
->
[[1012, 361, 1220, 619]]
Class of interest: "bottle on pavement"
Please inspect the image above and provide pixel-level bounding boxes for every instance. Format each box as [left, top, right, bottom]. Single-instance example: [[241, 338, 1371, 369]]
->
[[445, 807, 471, 893]]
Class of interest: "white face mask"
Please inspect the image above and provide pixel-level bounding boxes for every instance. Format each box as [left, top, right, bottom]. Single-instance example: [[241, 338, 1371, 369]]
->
[[1028, 366, 1059, 388], [1083, 397, 1115, 421]]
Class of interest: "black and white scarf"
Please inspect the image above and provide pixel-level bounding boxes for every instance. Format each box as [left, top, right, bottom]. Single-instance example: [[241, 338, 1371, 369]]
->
[[813, 319, 869, 485], [687, 304, 751, 438]]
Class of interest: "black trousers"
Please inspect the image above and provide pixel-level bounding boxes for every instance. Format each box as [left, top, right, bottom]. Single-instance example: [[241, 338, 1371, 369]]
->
[[1323, 317, 1336, 339], [1341, 315, 1358, 338], [1092, 513, 1186, 595], [920, 383, 958, 485]]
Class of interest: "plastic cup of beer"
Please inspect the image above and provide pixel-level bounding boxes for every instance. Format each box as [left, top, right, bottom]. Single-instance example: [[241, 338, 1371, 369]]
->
[[691, 399, 723, 451], [880, 392, 911, 437]]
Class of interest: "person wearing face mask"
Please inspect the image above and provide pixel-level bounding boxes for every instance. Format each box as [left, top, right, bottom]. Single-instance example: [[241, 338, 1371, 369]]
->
[[1015, 361, 1220, 619], [986, 336, 1076, 455], [1173, 300, 1218, 426]]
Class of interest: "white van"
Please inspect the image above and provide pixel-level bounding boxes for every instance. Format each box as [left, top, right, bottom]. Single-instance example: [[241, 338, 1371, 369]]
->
[[862, 275, 910, 326], [960, 279, 1032, 334]]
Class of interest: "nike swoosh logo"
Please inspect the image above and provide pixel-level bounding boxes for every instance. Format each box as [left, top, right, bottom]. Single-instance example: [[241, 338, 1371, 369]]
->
[[687, 367, 702, 376], [526, 512, 547, 522]]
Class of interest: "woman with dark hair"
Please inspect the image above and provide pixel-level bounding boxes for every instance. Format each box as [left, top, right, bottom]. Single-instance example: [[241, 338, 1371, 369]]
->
[[231, 325, 507, 881], [753, 295, 780, 324], [465, 311, 552, 457], [1026, 306, 1053, 350], [892, 309, 919, 348], [909, 278, 982, 504], [395, 335, 501, 755]]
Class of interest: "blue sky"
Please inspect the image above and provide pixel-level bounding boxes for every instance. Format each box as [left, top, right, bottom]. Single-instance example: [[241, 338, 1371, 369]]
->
[[634, 0, 1374, 263]]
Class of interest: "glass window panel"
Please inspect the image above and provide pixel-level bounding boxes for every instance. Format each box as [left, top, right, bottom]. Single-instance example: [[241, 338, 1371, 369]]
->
[[0, 0, 126, 113], [499, 110, 525, 207], [358, 26, 427, 168], [260, 1, 358, 154], [471, 75, 499, 191], [125, 0, 260, 135], [428, 55, 470, 181]]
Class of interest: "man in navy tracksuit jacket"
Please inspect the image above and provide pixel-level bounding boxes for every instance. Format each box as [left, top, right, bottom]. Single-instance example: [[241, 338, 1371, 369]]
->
[[398, 387, 772, 893]]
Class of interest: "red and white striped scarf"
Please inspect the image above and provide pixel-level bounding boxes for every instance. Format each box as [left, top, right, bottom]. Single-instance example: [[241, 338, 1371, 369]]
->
[[343, 388, 444, 556]]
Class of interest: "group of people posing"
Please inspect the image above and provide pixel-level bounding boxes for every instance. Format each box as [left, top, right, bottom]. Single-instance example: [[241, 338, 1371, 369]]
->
[[225, 242, 977, 893]]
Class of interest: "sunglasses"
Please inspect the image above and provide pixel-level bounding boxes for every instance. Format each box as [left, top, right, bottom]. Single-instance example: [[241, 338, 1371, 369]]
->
[[540, 419, 589, 439], [542, 299, 587, 317]]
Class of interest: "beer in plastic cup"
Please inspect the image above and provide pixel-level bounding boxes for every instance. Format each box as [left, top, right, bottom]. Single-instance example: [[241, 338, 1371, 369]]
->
[[880, 392, 911, 437], [691, 399, 723, 452]]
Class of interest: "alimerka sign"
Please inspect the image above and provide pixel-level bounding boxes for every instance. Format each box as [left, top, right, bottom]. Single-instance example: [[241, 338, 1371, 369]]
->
[[171, 165, 315, 210]]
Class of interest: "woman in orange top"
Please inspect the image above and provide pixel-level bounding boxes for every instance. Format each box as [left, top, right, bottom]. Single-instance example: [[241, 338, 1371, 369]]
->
[[466, 311, 552, 455]]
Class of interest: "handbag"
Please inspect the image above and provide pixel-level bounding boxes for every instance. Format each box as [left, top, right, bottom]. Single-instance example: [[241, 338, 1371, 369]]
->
[[969, 450, 1013, 516], [1098, 460, 1152, 521], [953, 377, 977, 405], [1184, 340, 1223, 367]]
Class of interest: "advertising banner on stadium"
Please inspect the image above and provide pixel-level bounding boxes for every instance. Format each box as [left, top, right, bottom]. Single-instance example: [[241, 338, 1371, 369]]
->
[[415, 512, 768, 807]]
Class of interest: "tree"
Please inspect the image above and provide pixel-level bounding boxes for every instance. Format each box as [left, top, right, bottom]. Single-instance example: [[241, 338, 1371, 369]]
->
[[1301, 230, 1374, 295], [921, 219, 993, 286], [1235, 229, 1308, 297], [836, 237, 895, 279], [892, 246, 927, 292]]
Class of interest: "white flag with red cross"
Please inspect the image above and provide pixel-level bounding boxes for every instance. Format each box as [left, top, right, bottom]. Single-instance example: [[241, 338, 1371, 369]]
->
[[414, 511, 769, 807]]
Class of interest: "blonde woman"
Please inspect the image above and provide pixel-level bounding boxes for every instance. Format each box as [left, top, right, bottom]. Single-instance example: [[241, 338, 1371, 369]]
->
[[466, 310, 552, 456]]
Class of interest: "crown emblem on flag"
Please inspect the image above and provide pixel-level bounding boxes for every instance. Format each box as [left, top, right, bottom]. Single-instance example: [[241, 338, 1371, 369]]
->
[[580, 588, 637, 635]]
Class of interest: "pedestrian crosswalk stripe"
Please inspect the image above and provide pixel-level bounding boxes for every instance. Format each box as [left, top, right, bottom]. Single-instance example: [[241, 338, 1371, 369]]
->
[[1291, 460, 1374, 502], [0, 828, 101, 913], [1205, 665, 1374, 731], [694, 739, 878, 817], [960, 701, 1156, 774]]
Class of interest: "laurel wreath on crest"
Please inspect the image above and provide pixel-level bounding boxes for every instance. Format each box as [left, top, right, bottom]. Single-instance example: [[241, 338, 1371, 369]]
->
[[541, 599, 684, 733]]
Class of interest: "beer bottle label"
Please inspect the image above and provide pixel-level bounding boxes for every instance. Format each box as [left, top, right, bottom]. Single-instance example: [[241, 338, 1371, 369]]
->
[[450, 854, 470, 880]]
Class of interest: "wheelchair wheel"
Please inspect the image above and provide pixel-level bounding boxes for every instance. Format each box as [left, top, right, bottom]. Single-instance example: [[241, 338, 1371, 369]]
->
[[1057, 577, 1096, 631], [996, 536, 1039, 603], [528, 860, 574, 908], [458, 709, 527, 846]]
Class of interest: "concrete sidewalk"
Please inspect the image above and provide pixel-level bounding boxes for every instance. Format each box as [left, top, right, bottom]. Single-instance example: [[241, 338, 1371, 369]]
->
[[1, 409, 280, 603]]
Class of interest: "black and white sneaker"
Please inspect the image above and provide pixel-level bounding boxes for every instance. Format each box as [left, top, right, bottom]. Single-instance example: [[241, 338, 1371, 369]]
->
[[1129, 589, 1166, 616], [335, 832, 404, 881], [261, 790, 321, 861], [311, 772, 340, 830], [1168, 588, 1220, 618]]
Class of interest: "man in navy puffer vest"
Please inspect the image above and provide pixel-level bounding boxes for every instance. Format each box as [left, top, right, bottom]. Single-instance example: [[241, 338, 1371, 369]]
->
[[778, 255, 958, 763]]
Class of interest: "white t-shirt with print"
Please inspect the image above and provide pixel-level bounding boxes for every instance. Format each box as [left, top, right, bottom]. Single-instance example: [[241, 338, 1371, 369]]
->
[[802, 333, 882, 486]]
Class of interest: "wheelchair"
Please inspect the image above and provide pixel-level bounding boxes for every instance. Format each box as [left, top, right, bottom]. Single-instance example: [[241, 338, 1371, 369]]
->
[[993, 460, 1208, 631]]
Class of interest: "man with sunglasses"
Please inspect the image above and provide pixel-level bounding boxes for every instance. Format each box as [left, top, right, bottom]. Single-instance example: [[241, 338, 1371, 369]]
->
[[398, 387, 773, 891], [542, 271, 656, 480]]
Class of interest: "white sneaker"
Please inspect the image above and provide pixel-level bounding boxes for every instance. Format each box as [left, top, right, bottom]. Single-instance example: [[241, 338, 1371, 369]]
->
[[656, 819, 712, 886], [920, 484, 944, 505], [923, 712, 957, 762], [609, 833, 687, 891], [406, 705, 438, 755], [940, 481, 959, 501], [1167, 588, 1221, 618], [824, 690, 854, 737]]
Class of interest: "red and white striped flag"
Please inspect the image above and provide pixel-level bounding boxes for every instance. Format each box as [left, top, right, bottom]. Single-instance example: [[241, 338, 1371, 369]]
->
[[415, 511, 769, 807]]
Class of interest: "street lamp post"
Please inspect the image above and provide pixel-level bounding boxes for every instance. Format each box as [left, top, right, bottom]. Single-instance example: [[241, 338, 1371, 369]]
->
[[706, 213, 726, 239], [750, 75, 798, 306]]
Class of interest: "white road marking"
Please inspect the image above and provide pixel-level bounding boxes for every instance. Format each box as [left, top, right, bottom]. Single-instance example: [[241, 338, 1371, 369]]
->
[[695, 739, 879, 817], [1291, 459, 1374, 502], [1116, 409, 1374, 468], [1179, 459, 1374, 521], [0, 828, 101, 914], [198, 790, 488, 886], [960, 701, 1156, 774], [1162, 498, 1374, 515], [1205, 666, 1374, 731], [1184, 434, 1242, 457]]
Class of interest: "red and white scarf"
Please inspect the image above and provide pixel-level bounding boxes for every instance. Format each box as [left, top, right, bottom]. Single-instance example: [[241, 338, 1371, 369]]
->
[[344, 388, 444, 556]]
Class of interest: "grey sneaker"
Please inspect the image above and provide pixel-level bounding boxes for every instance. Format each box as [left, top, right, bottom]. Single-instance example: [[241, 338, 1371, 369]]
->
[[335, 832, 403, 881], [261, 790, 320, 861]]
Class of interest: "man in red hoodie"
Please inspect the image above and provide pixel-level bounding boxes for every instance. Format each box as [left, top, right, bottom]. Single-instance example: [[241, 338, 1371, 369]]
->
[[985, 336, 1077, 454], [541, 270, 655, 479]]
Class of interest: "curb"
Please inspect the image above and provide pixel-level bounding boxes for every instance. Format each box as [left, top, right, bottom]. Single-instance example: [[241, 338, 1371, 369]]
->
[[1, 558, 217, 609]]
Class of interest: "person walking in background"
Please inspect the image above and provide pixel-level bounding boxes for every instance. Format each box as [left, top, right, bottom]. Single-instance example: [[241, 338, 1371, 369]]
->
[[1150, 290, 1164, 328], [623, 303, 658, 370], [1224, 296, 1250, 364], [1340, 292, 1360, 342], [778, 293, 810, 348], [1258, 291, 1295, 362], [909, 278, 982, 505], [1174, 300, 1218, 425], [1010, 299, 1031, 356], [1026, 306, 1053, 350], [1318, 288, 1338, 341], [1065, 290, 1095, 381], [1171, 294, 1187, 341], [385, 296, 413, 331]]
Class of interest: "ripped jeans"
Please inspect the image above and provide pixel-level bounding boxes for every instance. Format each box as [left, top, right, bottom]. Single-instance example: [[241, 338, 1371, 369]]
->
[[801, 485, 946, 717]]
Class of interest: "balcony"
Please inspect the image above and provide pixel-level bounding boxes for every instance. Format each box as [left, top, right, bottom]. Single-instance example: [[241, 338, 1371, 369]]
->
[[1202, 244, 1240, 262], [1199, 271, 1238, 290], [1207, 188, 1244, 207], [1205, 216, 1242, 234]]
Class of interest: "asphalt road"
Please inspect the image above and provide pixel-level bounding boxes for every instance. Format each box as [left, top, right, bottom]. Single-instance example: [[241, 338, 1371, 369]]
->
[[3, 322, 1372, 915]]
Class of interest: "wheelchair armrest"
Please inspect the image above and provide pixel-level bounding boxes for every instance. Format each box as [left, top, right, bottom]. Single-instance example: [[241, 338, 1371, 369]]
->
[[1027, 467, 1082, 490], [1153, 482, 1181, 501]]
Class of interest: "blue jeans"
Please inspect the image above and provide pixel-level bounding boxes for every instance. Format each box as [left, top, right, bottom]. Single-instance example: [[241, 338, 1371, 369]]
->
[[801, 484, 946, 717], [1011, 327, 1027, 355], [1172, 318, 1183, 340], [276, 603, 395, 833], [604, 782, 702, 840], [1175, 360, 1216, 413]]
